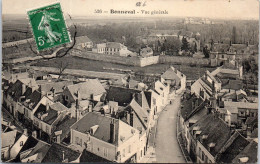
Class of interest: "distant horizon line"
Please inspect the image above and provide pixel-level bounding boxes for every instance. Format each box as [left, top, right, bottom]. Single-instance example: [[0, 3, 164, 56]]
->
[[2, 13, 259, 21]]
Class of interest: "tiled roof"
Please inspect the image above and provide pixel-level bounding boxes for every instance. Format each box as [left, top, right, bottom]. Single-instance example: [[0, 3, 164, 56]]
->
[[80, 149, 112, 162], [180, 94, 205, 120], [216, 131, 250, 163], [19, 136, 39, 154], [128, 99, 148, 129], [24, 140, 51, 163], [76, 36, 92, 43], [71, 112, 120, 145], [42, 143, 80, 163], [6, 80, 23, 101], [251, 128, 258, 138], [161, 66, 182, 81], [23, 90, 42, 110], [106, 86, 141, 106], [106, 42, 124, 49], [189, 114, 231, 157], [224, 101, 258, 110], [39, 81, 73, 94], [232, 140, 258, 163], [144, 91, 152, 108], [67, 79, 106, 101], [2, 130, 17, 148], [221, 79, 242, 90], [34, 102, 67, 125], [245, 117, 257, 125], [51, 116, 77, 142]]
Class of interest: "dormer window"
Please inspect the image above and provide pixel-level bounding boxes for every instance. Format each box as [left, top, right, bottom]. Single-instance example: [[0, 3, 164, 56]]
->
[[20, 141, 23, 147]]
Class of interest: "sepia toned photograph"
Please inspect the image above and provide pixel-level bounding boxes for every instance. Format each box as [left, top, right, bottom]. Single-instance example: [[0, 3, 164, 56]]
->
[[1, 0, 259, 163]]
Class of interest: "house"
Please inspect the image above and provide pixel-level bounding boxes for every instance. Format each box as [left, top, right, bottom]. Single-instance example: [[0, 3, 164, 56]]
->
[[215, 131, 250, 163], [62, 79, 106, 107], [232, 140, 258, 163], [93, 42, 134, 57], [154, 80, 169, 108], [1, 130, 18, 161], [106, 86, 141, 107], [75, 36, 93, 50], [33, 102, 69, 143], [191, 71, 221, 100], [20, 140, 51, 163], [80, 149, 111, 162], [50, 115, 77, 144], [38, 80, 73, 102], [140, 47, 153, 57], [161, 66, 186, 92], [220, 101, 258, 127], [4, 79, 38, 119], [70, 112, 143, 162], [1, 129, 39, 162], [179, 93, 209, 155], [188, 113, 231, 163], [41, 143, 81, 163], [2, 71, 30, 84], [20, 90, 42, 127]]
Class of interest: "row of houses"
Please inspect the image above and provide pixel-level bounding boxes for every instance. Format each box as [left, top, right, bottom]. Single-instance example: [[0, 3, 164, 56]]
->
[[179, 60, 258, 163], [75, 36, 154, 58], [2, 66, 186, 163]]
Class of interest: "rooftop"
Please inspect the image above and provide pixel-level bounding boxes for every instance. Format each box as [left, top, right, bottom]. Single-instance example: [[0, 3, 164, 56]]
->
[[106, 86, 141, 106], [42, 143, 80, 163], [67, 79, 106, 101], [232, 140, 258, 163], [189, 114, 231, 157], [216, 131, 250, 163]]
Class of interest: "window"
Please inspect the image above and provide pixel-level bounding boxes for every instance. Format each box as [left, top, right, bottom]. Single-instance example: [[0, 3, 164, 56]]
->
[[202, 152, 205, 161], [122, 149, 125, 157], [104, 148, 108, 157], [46, 125, 49, 134], [20, 141, 24, 147], [199, 147, 201, 158], [64, 95, 69, 101], [205, 155, 208, 163], [75, 137, 79, 145], [1, 152, 4, 159], [128, 145, 131, 153], [153, 98, 156, 105]]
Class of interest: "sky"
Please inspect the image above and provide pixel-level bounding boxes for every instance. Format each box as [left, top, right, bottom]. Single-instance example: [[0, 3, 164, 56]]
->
[[2, 0, 259, 20]]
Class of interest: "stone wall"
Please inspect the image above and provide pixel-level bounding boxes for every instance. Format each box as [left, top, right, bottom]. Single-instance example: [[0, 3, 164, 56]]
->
[[71, 50, 210, 67], [159, 56, 210, 66]]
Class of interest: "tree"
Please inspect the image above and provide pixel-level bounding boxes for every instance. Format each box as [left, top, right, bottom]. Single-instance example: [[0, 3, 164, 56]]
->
[[203, 45, 210, 58], [164, 37, 182, 55], [181, 37, 189, 52], [232, 26, 237, 44], [57, 61, 69, 80]]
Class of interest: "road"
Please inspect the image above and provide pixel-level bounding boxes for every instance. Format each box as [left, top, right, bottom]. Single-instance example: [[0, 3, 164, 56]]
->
[[155, 94, 186, 163]]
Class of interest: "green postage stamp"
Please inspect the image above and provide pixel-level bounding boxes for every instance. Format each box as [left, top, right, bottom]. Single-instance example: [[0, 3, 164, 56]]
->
[[27, 2, 71, 51]]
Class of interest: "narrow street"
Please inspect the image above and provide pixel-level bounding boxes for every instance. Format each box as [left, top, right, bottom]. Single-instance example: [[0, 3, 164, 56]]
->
[[155, 94, 186, 163]]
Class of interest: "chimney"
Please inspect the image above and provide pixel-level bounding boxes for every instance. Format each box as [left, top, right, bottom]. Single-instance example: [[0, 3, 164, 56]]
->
[[57, 135, 61, 144], [32, 131, 37, 138], [192, 101, 195, 110], [88, 105, 92, 112], [46, 102, 50, 111], [23, 129, 28, 136], [208, 143, 216, 153], [22, 83, 26, 94], [62, 150, 65, 161], [77, 90, 81, 101], [130, 111, 134, 126], [110, 119, 116, 143]]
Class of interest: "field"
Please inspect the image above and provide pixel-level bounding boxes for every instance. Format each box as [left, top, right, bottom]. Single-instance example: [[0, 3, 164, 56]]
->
[[32, 55, 215, 80]]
